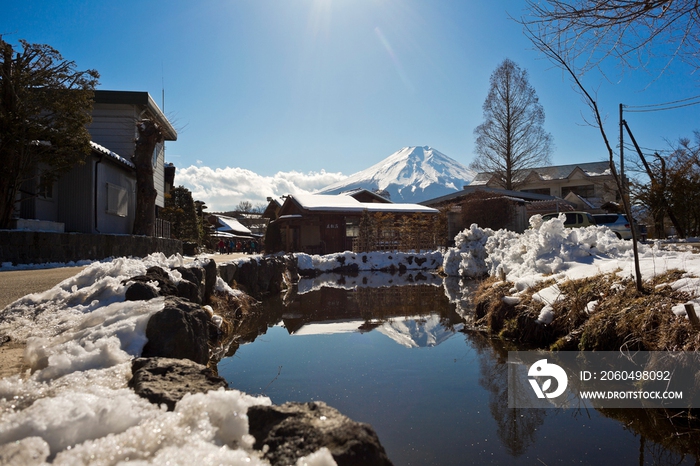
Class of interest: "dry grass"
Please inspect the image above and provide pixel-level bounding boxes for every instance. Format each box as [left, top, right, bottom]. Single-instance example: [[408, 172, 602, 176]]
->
[[470, 270, 700, 352]]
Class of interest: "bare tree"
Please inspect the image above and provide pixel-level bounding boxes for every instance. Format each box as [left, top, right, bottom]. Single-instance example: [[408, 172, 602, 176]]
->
[[132, 120, 164, 236], [527, 33, 644, 292], [523, 0, 700, 77], [471, 59, 553, 190], [237, 200, 253, 213]]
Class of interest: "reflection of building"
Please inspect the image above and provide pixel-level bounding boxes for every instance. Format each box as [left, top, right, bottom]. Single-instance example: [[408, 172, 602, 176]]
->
[[280, 284, 463, 349], [265, 189, 438, 254]]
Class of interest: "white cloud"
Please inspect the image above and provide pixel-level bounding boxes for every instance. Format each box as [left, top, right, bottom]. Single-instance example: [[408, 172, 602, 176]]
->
[[174, 165, 347, 212]]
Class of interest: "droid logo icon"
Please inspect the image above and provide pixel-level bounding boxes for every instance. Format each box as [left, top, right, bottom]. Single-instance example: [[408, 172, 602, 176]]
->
[[528, 359, 568, 399]]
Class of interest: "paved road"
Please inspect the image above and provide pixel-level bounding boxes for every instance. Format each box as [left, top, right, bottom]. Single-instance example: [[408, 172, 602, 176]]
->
[[0, 252, 254, 311]]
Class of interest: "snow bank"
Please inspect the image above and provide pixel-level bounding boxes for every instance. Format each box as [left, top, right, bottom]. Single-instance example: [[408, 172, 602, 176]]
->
[[444, 214, 700, 326], [444, 214, 637, 284], [0, 253, 335, 466]]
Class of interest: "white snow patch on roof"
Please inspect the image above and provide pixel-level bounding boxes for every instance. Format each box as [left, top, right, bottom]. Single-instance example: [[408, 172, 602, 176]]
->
[[90, 141, 135, 169]]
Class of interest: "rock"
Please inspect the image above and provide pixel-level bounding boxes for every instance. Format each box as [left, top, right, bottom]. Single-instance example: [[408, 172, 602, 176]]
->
[[218, 262, 237, 286], [176, 265, 205, 304], [129, 357, 228, 411], [141, 296, 211, 365], [202, 259, 218, 303], [125, 281, 159, 301], [176, 279, 201, 304], [236, 260, 259, 296], [124, 266, 178, 297], [248, 401, 393, 466]]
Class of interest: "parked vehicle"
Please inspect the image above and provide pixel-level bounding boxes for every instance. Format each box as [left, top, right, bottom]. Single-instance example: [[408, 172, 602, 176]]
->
[[592, 213, 633, 240], [541, 211, 596, 228]]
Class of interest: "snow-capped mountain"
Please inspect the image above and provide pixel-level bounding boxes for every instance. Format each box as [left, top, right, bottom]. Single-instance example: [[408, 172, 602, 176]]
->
[[318, 146, 476, 203]]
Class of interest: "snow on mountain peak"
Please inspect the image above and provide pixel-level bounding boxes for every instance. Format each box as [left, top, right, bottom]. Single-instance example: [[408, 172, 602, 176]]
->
[[318, 146, 475, 203]]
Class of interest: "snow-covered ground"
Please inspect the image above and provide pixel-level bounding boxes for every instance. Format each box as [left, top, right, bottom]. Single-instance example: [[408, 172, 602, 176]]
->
[[1, 213, 700, 464], [0, 255, 334, 465], [444, 214, 700, 322]]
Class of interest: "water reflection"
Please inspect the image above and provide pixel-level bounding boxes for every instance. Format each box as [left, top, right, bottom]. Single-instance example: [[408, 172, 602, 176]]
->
[[218, 273, 700, 465], [470, 334, 546, 457]]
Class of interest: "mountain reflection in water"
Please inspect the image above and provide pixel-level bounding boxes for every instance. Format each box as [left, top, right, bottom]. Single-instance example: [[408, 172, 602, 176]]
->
[[218, 274, 700, 465]]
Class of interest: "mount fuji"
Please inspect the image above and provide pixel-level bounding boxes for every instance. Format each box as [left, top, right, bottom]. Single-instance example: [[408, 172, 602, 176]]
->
[[318, 146, 476, 203]]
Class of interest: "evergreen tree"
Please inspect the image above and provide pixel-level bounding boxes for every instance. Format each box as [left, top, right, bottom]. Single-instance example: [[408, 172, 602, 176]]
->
[[0, 37, 99, 228], [160, 186, 200, 242]]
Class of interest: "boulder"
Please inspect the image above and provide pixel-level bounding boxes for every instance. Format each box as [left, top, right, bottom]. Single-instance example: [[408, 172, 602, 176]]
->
[[129, 357, 228, 411], [177, 265, 204, 303], [141, 297, 211, 365], [202, 258, 218, 302], [248, 401, 393, 466], [236, 260, 259, 296], [176, 279, 202, 304], [124, 281, 159, 301], [123, 266, 178, 297], [218, 262, 237, 286]]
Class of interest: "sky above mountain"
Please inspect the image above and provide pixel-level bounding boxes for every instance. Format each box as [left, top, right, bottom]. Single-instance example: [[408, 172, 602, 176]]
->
[[5, 0, 700, 210]]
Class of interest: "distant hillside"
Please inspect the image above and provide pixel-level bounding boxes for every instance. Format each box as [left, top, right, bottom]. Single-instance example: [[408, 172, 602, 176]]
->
[[318, 146, 475, 203]]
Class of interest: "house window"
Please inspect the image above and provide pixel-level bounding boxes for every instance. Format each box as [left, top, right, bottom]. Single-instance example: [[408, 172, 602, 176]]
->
[[37, 177, 53, 199], [106, 182, 128, 217], [346, 218, 360, 237], [562, 185, 595, 199]]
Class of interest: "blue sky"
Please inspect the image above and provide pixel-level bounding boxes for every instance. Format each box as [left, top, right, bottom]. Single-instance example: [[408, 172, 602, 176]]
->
[[4, 0, 700, 209]]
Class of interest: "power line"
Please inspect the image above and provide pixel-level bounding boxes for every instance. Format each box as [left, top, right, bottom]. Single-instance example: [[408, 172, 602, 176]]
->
[[623, 93, 700, 113]]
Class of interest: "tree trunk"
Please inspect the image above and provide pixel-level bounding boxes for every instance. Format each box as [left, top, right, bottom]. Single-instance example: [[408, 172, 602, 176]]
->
[[132, 120, 163, 236]]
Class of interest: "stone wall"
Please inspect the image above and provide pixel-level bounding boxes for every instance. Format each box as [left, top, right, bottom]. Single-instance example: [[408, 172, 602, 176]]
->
[[0, 230, 182, 265]]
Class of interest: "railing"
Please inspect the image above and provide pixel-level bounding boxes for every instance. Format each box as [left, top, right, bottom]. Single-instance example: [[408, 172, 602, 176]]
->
[[155, 218, 171, 238]]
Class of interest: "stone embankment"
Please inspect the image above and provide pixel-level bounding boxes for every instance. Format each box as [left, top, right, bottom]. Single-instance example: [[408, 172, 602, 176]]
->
[[123, 255, 393, 466]]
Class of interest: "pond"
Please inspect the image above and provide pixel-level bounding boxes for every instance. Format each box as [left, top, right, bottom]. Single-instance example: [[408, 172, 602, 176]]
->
[[218, 273, 700, 465]]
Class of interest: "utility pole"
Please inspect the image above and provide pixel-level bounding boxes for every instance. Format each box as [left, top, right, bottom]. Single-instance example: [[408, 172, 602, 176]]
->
[[619, 103, 625, 200]]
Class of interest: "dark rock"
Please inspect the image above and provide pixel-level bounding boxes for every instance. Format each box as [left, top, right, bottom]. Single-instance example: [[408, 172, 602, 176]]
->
[[218, 263, 237, 286], [236, 260, 259, 296], [176, 265, 203, 286], [125, 281, 159, 301], [141, 297, 211, 365], [176, 266, 205, 304], [124, 266, 178, 297], [129, 357, 228, 411], [202, 259, 218, 303], [248, 401, 393, 466], [176, 279, 202, 304], [257, 257, 288, 296]]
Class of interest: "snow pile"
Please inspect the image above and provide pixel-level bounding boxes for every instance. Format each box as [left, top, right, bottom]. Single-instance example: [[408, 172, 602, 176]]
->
[[444, 214, 700, 326], [443, 223, 494, 278], [295, 250, 443, 274], [444, 214, 637, 285], [0, 254, 335, 466]]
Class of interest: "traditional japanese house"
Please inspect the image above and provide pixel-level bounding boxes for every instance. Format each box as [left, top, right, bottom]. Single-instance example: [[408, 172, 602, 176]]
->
[[267, 190, 438, 254]]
